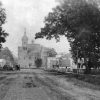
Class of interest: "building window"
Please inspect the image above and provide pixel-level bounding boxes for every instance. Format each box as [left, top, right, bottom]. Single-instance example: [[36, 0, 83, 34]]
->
[[27, 50, 29, 53], [23, 47, 27, 50], [29, 63, 32, 67], [29, 56, 31, 60]]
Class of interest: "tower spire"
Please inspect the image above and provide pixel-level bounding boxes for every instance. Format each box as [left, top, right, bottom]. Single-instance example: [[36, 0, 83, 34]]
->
[[24, 28, 26, 35], [22, 28, 28, 47]]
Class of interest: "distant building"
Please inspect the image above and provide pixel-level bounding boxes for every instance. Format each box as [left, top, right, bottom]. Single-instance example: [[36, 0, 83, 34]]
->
[[18, 30, 55, 68], [47, 57, 59, 69]]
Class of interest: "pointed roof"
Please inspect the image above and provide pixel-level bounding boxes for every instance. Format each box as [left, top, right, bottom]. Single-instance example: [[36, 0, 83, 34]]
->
[[22, 29, 28, 41]]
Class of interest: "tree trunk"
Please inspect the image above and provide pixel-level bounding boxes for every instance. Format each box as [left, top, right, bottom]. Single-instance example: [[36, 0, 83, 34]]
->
[[85, 65, 91, 74], [84, 60, 91, 74]]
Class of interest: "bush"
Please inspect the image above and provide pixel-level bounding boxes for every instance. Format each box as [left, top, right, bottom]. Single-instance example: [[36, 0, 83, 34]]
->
[[3, 65, 13, 71], [35, 58, 42, 68], [14, 65, 20, 70]]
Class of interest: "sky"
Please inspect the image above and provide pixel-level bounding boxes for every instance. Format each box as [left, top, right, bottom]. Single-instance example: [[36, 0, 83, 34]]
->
[[1, 0, 70, 56]]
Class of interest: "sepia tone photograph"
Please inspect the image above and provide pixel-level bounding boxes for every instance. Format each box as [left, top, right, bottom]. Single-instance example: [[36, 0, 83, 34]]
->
[[0, 0, 99, 100]]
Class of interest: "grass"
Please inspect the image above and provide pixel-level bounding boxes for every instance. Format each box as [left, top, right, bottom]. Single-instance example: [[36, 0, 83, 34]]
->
[[90, 69, 100, 75], [0, 76, 6, 81], [46, 69, 100, 90]]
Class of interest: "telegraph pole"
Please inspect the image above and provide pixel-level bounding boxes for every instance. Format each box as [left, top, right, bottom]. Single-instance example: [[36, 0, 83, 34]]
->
[[77, 50, 78, 65], [77, 50, 79, 73]]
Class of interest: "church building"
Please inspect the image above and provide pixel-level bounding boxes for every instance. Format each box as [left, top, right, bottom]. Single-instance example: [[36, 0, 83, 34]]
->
[[18, 31, 51, 68]]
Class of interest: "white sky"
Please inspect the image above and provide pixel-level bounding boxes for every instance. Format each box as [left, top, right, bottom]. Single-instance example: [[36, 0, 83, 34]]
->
[[1, 0, 70, 56]]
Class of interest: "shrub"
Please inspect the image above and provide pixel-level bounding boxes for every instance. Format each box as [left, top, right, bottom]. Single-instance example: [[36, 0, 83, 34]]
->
[[35, 58, 42, 68]]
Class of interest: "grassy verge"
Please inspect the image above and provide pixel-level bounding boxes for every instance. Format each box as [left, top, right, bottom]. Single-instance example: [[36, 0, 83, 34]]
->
[[46, 70, 100, 90], [0, 76, 6, 81]]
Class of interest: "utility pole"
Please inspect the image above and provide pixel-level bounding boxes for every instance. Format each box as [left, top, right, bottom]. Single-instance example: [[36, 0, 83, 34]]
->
[[77, 50, 78, 65], [77, 49, 79, 74]]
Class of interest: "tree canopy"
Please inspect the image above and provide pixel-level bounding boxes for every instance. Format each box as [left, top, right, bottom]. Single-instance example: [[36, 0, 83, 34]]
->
[[35, 0, 100, 73], [0, 2, 8, 48]]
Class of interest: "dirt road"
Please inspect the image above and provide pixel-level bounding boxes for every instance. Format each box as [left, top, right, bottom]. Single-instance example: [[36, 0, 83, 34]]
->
[[0, 69, 100, 100]]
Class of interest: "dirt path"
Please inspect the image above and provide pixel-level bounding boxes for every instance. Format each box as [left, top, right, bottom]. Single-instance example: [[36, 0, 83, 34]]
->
[[1, 69, 100, 100], [2, 74, 50, 100]]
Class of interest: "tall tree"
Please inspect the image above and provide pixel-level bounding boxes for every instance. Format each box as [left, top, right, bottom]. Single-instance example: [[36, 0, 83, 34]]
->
[[35, 0, 100, 73], [0, 2, 8, 48]]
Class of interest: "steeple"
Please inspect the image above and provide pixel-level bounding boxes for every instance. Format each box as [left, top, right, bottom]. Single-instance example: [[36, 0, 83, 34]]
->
[[22, 29, 28, 47]]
